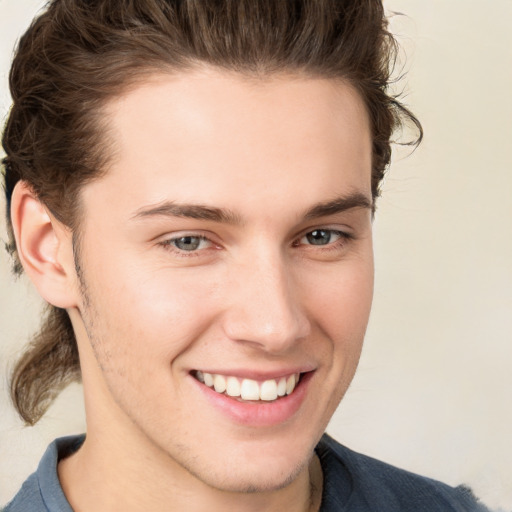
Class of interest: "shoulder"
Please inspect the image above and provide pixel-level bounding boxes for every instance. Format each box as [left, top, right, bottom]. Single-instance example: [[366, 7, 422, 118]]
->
[[316, 434, 490, 512], [3, 435, 84, 512], [2, 472, 42, 512]]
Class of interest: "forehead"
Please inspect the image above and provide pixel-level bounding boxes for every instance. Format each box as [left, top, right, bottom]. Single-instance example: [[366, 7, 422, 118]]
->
[[83, 69, 372, 220]]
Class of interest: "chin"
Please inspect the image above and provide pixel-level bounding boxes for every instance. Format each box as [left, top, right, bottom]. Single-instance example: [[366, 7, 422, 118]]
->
[[196, 459, 306, 494], [176, 435, 315, 494]]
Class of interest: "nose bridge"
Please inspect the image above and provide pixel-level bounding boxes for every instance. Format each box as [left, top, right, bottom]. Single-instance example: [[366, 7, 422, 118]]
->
[[223, 246, 310, 352]]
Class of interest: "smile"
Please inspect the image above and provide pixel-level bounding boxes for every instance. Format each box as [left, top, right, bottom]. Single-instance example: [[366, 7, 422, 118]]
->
[[194, 371, 301, 402]]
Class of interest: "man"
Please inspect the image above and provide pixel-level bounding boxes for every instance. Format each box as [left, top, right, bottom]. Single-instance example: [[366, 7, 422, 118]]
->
[[1, 1, 490, 510]]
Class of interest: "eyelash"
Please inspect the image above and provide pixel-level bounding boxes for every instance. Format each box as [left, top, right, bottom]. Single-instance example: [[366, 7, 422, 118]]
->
[[158, 228, 353, 257]]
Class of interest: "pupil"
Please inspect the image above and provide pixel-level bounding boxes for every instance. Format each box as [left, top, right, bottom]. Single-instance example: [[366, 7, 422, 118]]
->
[[175, 236, 200, 251], [307, 230, 331, 245]]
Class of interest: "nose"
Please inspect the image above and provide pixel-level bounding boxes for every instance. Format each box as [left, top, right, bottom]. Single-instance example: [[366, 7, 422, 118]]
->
[[221, 250, 311, 353]]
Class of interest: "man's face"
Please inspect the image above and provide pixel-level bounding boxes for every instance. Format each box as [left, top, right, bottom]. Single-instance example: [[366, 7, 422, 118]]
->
[[71, 69, 374, 492]]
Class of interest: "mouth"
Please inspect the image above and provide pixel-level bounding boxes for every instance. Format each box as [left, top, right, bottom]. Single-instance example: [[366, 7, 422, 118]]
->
[[190, 369, 313, 426], [192, 370, 303, 403]]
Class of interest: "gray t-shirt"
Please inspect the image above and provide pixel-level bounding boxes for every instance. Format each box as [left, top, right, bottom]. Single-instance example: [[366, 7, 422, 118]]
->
[[3, 434, 489, 511], [3, 436, 79, 512]]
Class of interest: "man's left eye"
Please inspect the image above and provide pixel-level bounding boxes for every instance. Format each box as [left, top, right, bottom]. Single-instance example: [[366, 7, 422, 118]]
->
[[300, 229, 344, 246], [168, 235, 211, 252]]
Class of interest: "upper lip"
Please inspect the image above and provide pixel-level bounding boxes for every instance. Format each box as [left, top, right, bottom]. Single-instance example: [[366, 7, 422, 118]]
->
[[191, 366, 315, 381]]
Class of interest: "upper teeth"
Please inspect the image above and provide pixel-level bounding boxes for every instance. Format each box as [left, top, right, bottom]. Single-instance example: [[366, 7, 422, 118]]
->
[[196, 371, 300, 401]]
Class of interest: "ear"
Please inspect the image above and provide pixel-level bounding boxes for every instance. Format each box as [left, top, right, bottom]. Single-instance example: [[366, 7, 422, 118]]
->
[[10, 181, 79, 308]]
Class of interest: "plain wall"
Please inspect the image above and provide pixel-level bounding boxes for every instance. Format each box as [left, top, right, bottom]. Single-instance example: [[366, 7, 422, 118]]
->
[[1, 0, 511, 509]]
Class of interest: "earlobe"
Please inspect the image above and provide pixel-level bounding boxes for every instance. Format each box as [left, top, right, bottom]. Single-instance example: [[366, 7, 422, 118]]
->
[[10, 181, 78, 308]]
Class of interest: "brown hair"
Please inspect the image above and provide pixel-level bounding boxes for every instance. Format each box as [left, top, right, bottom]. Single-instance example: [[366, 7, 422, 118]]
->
[[2, 0, 422, 425]]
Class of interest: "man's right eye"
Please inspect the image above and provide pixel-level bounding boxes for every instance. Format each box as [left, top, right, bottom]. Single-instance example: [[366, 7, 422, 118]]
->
[[161, 235, 213, 253]]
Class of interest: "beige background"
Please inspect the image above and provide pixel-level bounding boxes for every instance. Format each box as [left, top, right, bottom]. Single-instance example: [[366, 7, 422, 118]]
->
[[1, 0, 511, 509]]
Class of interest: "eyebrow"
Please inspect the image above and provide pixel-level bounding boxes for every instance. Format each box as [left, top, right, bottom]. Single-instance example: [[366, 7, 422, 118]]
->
[[131, 192, 372, 224], [303, 192, 373, 220], [131, 202, 243, 224]]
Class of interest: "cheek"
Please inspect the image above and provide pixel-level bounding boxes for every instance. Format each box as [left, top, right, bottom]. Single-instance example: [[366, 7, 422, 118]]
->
[[293, 258, 373, 428], [82, 255, 223, 373], [78, 264, 223, 426], [304, 258, 374, 335], [300, 256, 374, 379]]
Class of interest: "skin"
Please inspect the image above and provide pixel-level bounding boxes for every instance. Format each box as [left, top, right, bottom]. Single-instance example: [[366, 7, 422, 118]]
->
[[13, 68, 374, 512]]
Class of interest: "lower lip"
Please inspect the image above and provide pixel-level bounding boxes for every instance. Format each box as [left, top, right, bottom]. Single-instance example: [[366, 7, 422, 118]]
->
[[190, 372, 313, 427]]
